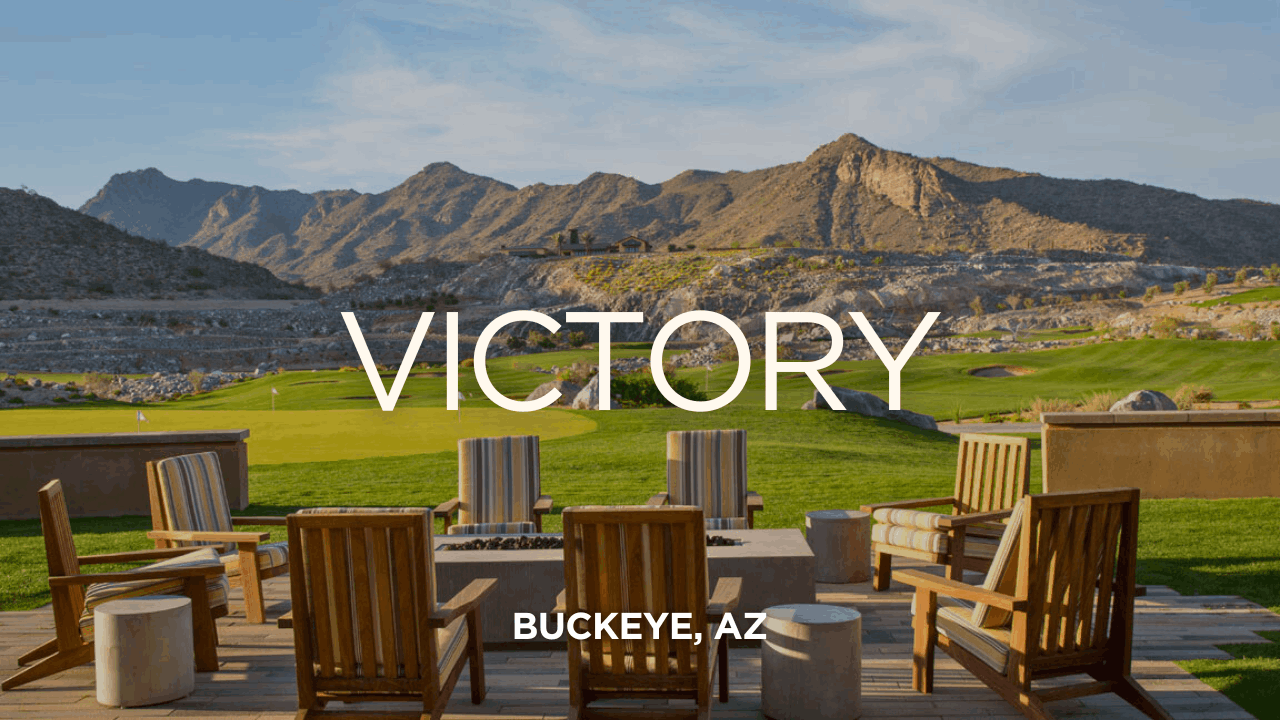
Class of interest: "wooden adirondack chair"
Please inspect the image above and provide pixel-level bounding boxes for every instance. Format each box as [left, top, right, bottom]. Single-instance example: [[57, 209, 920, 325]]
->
[[896, 488, 1173, 720], [3, 479, 228, 691], [558, 505, 742, 720], [146, 451, 289, 623], [648, 429, 764, 529], [433, 435, 553, 534], [286, 507, 497, 719], [861, 433, 1030, 590]]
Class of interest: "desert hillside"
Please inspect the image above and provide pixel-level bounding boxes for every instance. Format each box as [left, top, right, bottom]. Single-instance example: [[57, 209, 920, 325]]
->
[[0, 188, 313, 299], [79, 134, 1280, 284]]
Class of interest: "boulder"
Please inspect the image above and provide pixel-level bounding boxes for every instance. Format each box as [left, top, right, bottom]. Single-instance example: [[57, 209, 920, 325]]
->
[[526, 379, 582, 405], [1109, 390, 1177, 412], [805, 387, 938, 431], [571, 374, 601, 410]]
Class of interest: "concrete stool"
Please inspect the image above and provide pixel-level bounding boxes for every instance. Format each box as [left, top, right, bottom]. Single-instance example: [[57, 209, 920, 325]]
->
[[761, 604, 862, 720], [94, 596, 195, 707], [805, 510, 871, 583]]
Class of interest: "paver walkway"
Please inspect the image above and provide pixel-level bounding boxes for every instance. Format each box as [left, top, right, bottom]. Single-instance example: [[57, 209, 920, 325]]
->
[[1, 567, 1276, 719]]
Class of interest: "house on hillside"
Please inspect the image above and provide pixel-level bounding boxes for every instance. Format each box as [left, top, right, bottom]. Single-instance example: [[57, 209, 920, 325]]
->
[[613, 236, 649, 253], [503, 245, 547, 258]]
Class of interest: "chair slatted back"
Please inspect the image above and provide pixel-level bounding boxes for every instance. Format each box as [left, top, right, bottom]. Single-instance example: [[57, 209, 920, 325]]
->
[[666, 430, 748, 524], [953, 434, 1031, 515], [147, 452, 234, 549], [457, 436, 541, 526], [37, 480, 85, 619], [287, 509, 439, 697], [562, 506, 709, 696], [1016, 489, 1140, 670]]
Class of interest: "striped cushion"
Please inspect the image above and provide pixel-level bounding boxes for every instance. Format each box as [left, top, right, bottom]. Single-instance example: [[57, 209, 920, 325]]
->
[[457, 436, 541, 526], [705, 516, 748, 530], [153, 452, 233, 547], [910, 595, 1009, 672], [667, 430, 748, 523], [872, 508, 946, 531], [972, 497, 1029, 629], [872, 525, 1001, 559], [447, 521, 538, 536], [219, 541, 290, 575], [80, 547, 230, 636]]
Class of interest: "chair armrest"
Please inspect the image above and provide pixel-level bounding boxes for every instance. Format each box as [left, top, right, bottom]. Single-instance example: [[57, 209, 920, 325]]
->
[[147, 529, 268, 544], [231, 516, 288, 526], [49, 564, 226, 587], [428, 578, 498, 628], [433, 498, 460, 518], [277, 611, 293, 629], [860, 497, 956, 514], [533, 495, 553, 514], [553, 589, 567, 614], [746, 492, 764, 510], [646, 492, 670, 507], [894, 569, 1025, 611], [707, 577, 742, 620], [937, 508, 1014, 529], [79, 547, 212, 565]]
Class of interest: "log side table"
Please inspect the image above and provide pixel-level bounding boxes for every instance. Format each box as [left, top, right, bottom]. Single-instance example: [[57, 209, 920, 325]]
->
[[805, 510, 871, 583], [761, 603, 862, 720], [94, 596, 195, 708]]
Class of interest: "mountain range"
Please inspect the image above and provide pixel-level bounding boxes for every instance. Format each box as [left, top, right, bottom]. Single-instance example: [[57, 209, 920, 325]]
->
[[78, 134, 1280, 286]]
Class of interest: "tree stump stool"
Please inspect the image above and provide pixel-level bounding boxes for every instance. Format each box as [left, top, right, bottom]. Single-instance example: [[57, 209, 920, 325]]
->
[[805, 510, 871, 583], [94, 596, 195, 707], [761, 603, 862, 720]]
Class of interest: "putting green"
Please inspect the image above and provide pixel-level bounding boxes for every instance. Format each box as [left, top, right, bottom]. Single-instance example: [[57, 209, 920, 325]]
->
[[0, 407, 596, 465]]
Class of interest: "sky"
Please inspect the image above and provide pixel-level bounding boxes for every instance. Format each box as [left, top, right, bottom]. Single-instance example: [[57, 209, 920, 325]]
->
[[2, 0, 1278, 209]]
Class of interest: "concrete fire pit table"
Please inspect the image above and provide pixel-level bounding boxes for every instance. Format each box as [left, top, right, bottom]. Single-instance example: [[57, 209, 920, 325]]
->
[[433, 528, 816, 645]]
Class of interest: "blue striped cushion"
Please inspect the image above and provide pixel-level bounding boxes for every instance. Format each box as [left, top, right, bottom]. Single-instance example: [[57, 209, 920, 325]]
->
[[447, 521, 538, 536], [153, 452, 233, 547], [457, 436, 541, 526], [667, 430, 749, 524], [219, 541, 290, 575], [704, 516, 748, 530], [80, 547, 230, 636]]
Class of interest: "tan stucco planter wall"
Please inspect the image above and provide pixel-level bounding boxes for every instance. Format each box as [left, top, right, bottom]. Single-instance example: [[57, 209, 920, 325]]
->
[[1041, 411, 1280, 499], [0, 430, 250, 520]]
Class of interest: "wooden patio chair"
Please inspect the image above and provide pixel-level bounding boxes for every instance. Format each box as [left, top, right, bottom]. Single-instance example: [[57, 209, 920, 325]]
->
[[286, 507, 497, 719], [3, 479, 229, 691], [433, 435, 553, 534], [897, 488, 1173, 720], [146, 451, 289, 623], [648, 429, 763, 529], [861, 433, 1030, 590], [558, 505, 742, 720]]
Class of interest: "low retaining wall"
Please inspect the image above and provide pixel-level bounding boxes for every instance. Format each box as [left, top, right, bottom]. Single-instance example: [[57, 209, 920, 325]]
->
[[0, 430, 250, 520], [1041, 411, 1280, 499]]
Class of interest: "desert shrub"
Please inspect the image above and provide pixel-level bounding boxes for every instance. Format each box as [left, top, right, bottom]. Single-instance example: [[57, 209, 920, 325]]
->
[[1272, 322, 1280, 341], [1022, 396, 1076, 420], [1023, 298, 1035, 310], [52, 396, 68, 403], [187, 370, 206, 393], [1172, 383, 1213, 410], [1080, 391, 1119, 412], [1117, 289, 1128, 299], [536, 334, 556, 349], [1264, 264, 1280, 283], [968, 296, 984, 317], [1143, 285, 1159, 301], [185, 266, 206, 278], [667, 243, 677, 252], [1234, 320, 1262, 340], [460, 358, 475, 367], [1203, 273, 1218, 293], [556, 362, 595, 386], [612, 372, 707, 408], [505, 335, 527, 350], [1173, 281, 1188, 296], [1238, 401, 1253, 409], [1235, 268, 1250, 287], [567, 331, 587, 348], [982, 412, 1003, 423], [1150, 317, 1180, 339], [7, 396, 24, 404], [1089, 293, 1101, 302], [1005, 294, 1023, 310], [82, 372, 114, 396]]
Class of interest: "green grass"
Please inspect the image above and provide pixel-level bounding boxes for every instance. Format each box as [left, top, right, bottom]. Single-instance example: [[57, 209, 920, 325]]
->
[[1178, 632, 1280, 720], [1193, 286, 1280, 308]]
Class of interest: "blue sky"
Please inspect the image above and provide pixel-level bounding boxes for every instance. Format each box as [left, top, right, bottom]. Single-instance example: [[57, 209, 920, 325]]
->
[[2, 0, 1278, 208]]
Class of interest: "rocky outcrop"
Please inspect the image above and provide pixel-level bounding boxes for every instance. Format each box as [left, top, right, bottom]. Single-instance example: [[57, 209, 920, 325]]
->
[[571, 374, 601, 410], [1109, 390, 1178, 412], [802, 387, 938, 431], [526, 379, 582, 405]]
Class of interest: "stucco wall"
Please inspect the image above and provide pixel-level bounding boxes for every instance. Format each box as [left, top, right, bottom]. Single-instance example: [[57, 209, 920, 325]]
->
[[0, 430, 250, 520], [1041, 411, 1280, 499]]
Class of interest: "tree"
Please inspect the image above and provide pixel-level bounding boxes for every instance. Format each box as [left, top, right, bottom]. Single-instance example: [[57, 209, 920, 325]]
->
[[1203, 272, 1218, 293], [553, 232, 564, 256], [1235, 268, 1250, 287], [582, 232, 596, 254]]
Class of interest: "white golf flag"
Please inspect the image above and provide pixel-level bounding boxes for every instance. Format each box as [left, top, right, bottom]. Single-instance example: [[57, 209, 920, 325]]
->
[[136, 410, 148, 422], [271, 387, 279, 395], [456, 391, 466, 401]]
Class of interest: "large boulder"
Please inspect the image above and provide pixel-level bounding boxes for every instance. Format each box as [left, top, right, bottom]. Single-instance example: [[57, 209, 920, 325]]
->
[[525, 379, 582, 405], [1109, 390, 1177, 412], [803, 387, 938, 431], [571, 374, 601, 410]]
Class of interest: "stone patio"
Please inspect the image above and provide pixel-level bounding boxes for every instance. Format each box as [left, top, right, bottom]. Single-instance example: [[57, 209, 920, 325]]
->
[[1, 563, 1276, 719]]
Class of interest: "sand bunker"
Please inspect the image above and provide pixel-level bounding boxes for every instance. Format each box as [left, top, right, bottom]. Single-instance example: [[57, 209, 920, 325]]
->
[[968, 365, 1035, 378]]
